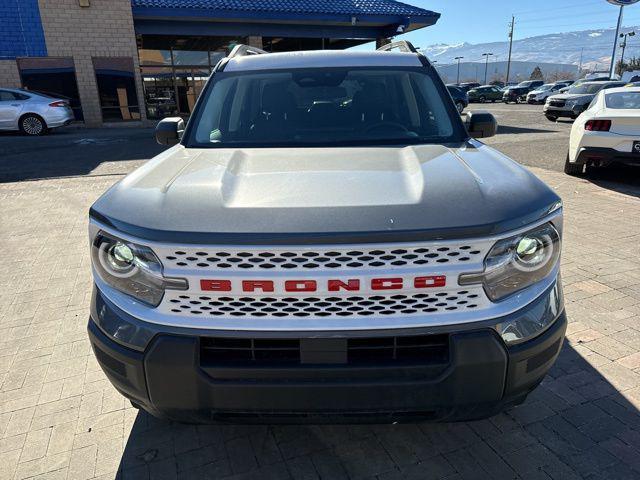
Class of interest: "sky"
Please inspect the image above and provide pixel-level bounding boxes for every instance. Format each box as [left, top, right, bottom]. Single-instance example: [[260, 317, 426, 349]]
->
[[358, 0, 640, 48]]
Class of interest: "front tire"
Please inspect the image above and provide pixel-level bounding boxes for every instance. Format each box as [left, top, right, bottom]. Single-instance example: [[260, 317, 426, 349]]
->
[[479, 96, 486, 103], [19, 114, 47, 136], [545, 114, 558, 122], [455, 101, 465, 114], [564, 152, 583, 176]]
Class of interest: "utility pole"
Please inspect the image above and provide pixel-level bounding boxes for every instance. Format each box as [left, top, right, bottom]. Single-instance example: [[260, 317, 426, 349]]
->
[[454, 56, 464, 84], [578, 47, 584, 75], [482, 53, 494, 84], [506, 15, 515, 84]]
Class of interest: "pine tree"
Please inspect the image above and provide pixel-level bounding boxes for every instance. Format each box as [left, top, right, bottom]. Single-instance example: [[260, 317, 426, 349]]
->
[[530, 66, 544, 81]]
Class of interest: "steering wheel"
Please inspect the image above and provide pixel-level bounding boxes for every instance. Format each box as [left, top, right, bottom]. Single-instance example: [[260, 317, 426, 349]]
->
[[364, 121, 410, 135]]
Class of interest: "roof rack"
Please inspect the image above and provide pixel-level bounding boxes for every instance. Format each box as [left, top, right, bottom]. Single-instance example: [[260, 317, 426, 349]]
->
[[376, 40, 419, 54], [227, 44, 268, 59]]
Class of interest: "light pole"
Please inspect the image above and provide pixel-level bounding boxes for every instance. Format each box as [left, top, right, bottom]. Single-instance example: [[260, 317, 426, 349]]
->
[[482, 53, 493, 84], [606, 0, 640, 78], [455, 56, 464, 84], [620, 31, 635, 72]]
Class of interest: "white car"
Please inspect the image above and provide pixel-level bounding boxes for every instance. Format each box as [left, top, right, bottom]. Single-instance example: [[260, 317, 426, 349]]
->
[[566, 86, 640, 175], [0, 88, 74, 135], [526, 84, 565, 104]]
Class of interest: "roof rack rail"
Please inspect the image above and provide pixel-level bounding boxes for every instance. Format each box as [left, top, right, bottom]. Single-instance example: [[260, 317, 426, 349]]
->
[[376, 40, 419, 54], [227, 44, 268, 59]]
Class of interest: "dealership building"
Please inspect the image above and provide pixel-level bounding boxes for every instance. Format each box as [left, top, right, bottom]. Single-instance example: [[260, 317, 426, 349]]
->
[[0, 0, 438, 127]]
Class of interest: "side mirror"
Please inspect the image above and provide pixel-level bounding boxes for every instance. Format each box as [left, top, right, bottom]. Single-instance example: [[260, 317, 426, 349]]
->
[[466, 111, 497, 139], [155, 117, 184, 146]]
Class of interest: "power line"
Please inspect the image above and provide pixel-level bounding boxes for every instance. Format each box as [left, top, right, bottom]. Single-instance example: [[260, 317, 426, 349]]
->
[[513, 0, 602, 16]]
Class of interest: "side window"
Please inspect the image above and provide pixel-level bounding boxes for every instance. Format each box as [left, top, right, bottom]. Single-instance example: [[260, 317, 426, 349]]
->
[[0, 91, 16, 101]]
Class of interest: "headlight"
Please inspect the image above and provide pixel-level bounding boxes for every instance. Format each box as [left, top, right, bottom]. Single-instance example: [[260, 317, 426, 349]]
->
[[565, 99, 578, 107], [91, 232, 187, 306], [460, 222, 561, 302]]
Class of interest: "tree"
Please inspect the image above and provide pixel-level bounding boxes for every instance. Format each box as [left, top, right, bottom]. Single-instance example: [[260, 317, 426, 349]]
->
[[616, 56, 640, 76], [530, 66, 544, 81]]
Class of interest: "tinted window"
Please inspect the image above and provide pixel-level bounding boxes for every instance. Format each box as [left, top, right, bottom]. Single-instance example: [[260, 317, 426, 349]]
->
[[569, 83, 607, 95], [0, 91, 20, 101], [605, 92, 640, 109], [189, 67, 462, 148]]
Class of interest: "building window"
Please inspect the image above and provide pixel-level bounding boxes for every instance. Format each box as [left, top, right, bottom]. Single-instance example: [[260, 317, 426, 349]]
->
[[139, 44, 227, 119], [92, 57, 141, 122], [17, 57, 83, 121]]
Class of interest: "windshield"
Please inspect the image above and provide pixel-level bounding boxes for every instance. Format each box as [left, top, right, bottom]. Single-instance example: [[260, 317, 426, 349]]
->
[[187, 67, 463, 148], [517, 81, 533, 87], [568, 83, 606, 95], [605, 91, 640, 109], [537, 84, 553, 91]]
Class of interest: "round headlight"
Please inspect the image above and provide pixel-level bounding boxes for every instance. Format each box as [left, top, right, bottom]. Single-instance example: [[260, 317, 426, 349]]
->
[[98, 241, 137, 278], [514, 234, 553, 270]]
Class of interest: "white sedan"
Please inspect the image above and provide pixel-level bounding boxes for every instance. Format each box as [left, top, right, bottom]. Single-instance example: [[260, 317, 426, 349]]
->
[[0, 88, 74, 135], [565, 86, 640, 175]]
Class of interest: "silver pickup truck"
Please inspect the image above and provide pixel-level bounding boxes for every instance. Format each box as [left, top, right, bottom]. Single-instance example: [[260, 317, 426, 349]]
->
[[88, 42, 565, 424]]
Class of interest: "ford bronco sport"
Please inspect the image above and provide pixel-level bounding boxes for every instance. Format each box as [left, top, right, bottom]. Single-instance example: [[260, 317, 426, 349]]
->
[[88, 42, 565, 423]]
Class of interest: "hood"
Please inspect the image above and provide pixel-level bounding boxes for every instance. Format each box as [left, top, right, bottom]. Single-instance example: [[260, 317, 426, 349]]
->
[[548, 93, 593, 102], [91, 143, 560, 244]]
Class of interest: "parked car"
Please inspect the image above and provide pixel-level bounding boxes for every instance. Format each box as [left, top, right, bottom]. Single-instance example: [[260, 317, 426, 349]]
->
[[565, 87, 640, 175], [543, 81, 626, 121], [502, 80, 545, 103], [458, 82, 481, 92], [0, 88, 74, 135], [88, 43, 565, 424], [446, 85, 469, 113], [468, 85, 503, 103], [526, 83, 566, 104]]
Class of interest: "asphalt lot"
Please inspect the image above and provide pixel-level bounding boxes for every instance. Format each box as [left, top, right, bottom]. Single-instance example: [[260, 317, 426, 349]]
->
[[1, 106, 640, 480]]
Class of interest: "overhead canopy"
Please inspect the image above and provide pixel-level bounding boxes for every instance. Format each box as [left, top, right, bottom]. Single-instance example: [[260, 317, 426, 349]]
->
[[131, 0, 440, 39]]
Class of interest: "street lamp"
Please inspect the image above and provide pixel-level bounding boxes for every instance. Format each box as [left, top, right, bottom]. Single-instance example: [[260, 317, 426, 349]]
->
[[482, 53, 494, 84], [455, 56, 464, 84], [606, 0, 640, 78], [620, 31, 635, 71]]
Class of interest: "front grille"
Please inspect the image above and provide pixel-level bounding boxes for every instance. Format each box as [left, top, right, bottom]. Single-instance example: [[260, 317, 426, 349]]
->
[[161, 244, 484, 271], [166, 290, 483, 318], [200, 334, 449, 366], [549, 100, 565, 107]]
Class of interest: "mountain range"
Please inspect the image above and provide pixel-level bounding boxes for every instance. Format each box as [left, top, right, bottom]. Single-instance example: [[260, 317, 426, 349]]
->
[[420, 24, 640, 71]]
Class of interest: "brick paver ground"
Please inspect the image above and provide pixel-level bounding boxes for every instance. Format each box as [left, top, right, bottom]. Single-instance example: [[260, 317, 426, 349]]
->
[[1, 129, 640, 479]]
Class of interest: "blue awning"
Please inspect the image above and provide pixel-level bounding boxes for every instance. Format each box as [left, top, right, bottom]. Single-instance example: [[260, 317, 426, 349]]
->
[[131, 0, 440, 39]]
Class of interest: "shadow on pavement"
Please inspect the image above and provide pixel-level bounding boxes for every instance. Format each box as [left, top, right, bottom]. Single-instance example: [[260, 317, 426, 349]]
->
[[580, 165, 640, 199], [498, 125, 557, 135], [0, 128, 167, 183], [115, 341, 640, 479]]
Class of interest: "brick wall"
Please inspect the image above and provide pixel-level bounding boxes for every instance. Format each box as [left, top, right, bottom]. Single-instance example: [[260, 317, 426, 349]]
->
[[0, 60, 21, 88], [37, 0, 146, 127]]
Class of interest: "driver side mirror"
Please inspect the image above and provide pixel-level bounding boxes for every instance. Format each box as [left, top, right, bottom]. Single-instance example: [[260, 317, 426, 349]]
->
[[155, 117, 185, 146], [465, 111, 497, 139]]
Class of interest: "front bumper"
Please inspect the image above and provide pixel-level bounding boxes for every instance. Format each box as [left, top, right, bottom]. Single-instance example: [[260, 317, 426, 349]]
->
[[88, 283, 566, 424], [574, 146, 640, 167], [543, 104, 584, 118]]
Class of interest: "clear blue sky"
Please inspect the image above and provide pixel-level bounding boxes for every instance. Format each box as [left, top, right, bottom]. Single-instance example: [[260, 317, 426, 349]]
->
[[359, 0, 640, 48]]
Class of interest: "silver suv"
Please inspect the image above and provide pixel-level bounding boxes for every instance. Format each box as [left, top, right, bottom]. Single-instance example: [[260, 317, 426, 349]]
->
[[88, 43, 565, 423]]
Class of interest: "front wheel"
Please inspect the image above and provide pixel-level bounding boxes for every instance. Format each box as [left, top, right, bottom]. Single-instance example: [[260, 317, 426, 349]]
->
[[479, 96, 486, 103], [455, 101, 465, 114], [19, 114, 47, 136], [545, 114, 558, 122], [564, 152, 583, 176]]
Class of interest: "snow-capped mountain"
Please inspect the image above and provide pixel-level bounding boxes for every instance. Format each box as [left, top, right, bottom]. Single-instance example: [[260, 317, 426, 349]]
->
[[419, 25, 640, 70]]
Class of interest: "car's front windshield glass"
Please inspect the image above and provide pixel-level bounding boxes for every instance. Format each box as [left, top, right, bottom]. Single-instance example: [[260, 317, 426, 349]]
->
[[538, 84, 553, 91], [188, 67, 462, 148], [517, 82, 532, 87], [568, 84, 604, 94], [605, 91, 640, 109]]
